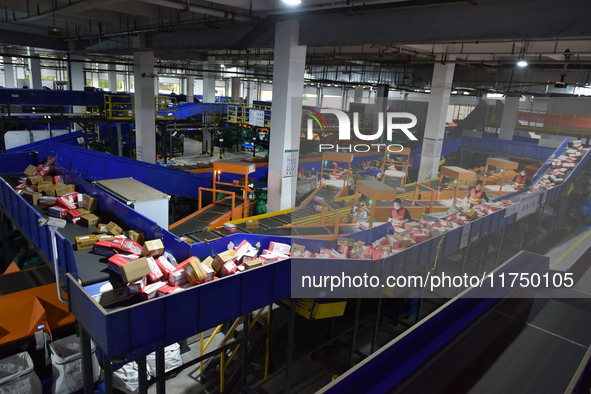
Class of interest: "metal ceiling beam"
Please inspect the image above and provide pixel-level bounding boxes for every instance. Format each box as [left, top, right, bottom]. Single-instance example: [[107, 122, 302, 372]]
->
[[137, 0, 258, 23]]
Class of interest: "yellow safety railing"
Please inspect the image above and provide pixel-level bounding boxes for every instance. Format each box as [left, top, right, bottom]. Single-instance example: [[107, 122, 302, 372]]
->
[[219, 306, 271, 392], [104, 94, 134, 120], [156, 95, 177, 120], [227, 104, 272, 128]]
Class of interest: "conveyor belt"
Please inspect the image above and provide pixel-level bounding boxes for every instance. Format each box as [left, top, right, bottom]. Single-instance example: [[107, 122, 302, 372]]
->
[[1, 175, 118, 286], [170, 197, 241, 236], [395, 295, 591, 394]]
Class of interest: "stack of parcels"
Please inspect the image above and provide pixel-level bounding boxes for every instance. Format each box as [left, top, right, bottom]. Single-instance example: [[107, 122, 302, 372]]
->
[[533, 141, 589, 192], [88, 239, 294, 304]]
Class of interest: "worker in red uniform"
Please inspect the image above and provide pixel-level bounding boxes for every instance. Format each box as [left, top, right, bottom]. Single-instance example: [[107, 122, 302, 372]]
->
[[465, 180, 489, 207], [390, 198, 411, 224], [512, 169, 529, 190]]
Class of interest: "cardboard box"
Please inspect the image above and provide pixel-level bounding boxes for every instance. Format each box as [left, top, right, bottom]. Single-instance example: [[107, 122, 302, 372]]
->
[[26, 175, 44, 185], [97, 223, 109, 233], [37, 182, 55, 195], [96, 234, 114, 242], [243, 259, 262, 270], [106, 221, 123, 236], [291, 243, 306, 257], [142, 239, 165, 257], [394, 236, 412, 247], [75, 234, 98, 251], [20, 190, 42, 206], [202, 256, 214, 270], [120, 257, 152, 283], [212, 250, 237, 273], [54, 183, 76, 197], [184, 257, 206, 285], [127, 230, 146, 245], [462, 209, 479, 220], [405, 222, 420, 231], [245, 220, 259, 229], [23, 164, 38, 177], [82, 194, 97, 212]]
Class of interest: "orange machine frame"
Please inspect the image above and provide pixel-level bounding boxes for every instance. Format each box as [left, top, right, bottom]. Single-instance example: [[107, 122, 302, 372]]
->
[[482, 157, 519, 193], [353, 179, 398, 228], [438, 166, 477, 204]]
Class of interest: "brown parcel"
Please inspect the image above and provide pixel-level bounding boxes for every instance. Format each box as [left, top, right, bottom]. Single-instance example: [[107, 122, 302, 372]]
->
[[201, 256, 214, 270], [120, 257, 151, 283], [21, 190, 42, 206], [291, 243, 306, 256], [212, 250, 236, 273], [128, 230, 146, 245], [244, 259, 262, 270], [105, 221, 123, 236], [184, 257, 206, 285], [97, 223, 109, 233], [24, 165, 37, 177], [405, 222, 421, 231], [245, 220, 259, 229], [82, 195, 98, 212], [79, 214, 100, 227], [96, 234, 115, 242], [75, 234, 98, 251], [26, 176, 44, 185], [142, 239, 165, 257]]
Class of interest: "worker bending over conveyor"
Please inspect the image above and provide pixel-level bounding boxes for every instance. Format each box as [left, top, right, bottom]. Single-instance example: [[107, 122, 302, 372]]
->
[[389, 198, 412, 224], [512, 169, 530, 190], [465, 180, 489, 207]]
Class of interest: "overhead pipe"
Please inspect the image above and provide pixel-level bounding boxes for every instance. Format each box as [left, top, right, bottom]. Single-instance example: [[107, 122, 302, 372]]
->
[[138, 0, 258, 23]]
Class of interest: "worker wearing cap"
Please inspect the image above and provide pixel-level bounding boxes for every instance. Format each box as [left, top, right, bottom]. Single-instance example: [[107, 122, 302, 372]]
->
[[513, 170, 529, 190], [465, 180, 489, 207], [390, 198, 411, 223]]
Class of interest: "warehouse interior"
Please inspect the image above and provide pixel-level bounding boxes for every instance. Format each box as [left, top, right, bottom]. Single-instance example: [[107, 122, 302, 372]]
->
[[1, 0, 591, 393]]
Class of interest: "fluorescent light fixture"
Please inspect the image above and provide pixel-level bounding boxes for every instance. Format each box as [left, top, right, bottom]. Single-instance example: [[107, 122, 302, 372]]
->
[[282, 0, 301, 5], [221, 64, 226, 68], [517, 59, 528, 68]]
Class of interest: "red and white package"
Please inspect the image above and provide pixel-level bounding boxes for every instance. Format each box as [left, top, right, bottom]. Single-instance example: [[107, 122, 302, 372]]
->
[[119, 239, 142, 255], [56, 192, 78, 210], [146, 257, 164, 283], [157, 284, 181, 297], [155, 256, 176, 279], [140, 281, 167, 300], [234, 240, 253, 261], [167, 259, 191, 286], [49, 206, 68, 218], [338, 245, 350, 255], [128, 276, 147, 294], [107, 254, 130, 275], [67, 209, 83, 222], [268, 241, 291, 255], [219, 260, 238, 277], [241, 249, 258, 262]]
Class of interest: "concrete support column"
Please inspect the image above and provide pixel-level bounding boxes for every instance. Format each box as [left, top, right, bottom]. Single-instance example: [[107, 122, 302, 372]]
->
[[268, 20, 306, 212], [186, 76, 194, 102], [354, 86, 364, 103], [28, 48, 42, 89], [108, 63, 117, 92], [231, 77, 241, 101], [3, 56, 16, 88], [68, 55, 85, 91], [133, 50, 156, 163], [418, 56, 455, 181], [342, 86, 348, 111], [499, 96, 520, 140], [316, 85, 322, 107], [203, 57, 216, 103]]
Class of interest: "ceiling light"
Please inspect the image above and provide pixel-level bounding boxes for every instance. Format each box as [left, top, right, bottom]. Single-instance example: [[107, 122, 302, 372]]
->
[[517, 59, 528, 68], [221, 64, 226, 68], [282, 0, 301, 5]]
